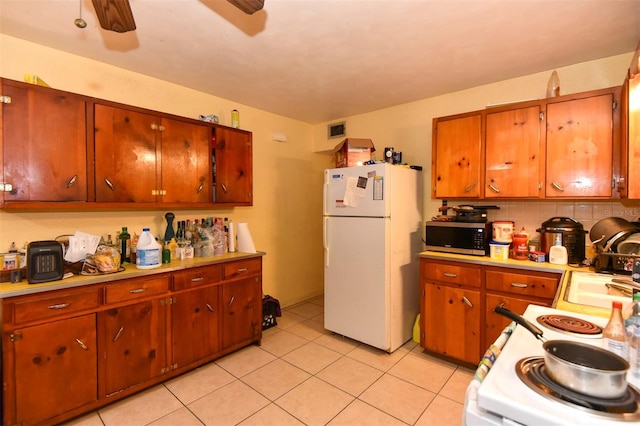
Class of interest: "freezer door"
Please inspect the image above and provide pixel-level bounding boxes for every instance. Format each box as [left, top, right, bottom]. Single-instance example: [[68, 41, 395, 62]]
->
[[324, 164, 389, 217], [323, 216, 390, 350]]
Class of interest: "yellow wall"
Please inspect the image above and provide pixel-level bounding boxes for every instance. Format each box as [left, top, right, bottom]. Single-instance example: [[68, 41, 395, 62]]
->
[[0, 34, 327, 307], [0, 33, 636, 306]]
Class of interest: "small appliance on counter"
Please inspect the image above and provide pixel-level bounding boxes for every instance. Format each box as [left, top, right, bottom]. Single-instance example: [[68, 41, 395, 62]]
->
[[26, 240, 64, 284], [425, 221, 492, 256], [536, 217, 586, 265]]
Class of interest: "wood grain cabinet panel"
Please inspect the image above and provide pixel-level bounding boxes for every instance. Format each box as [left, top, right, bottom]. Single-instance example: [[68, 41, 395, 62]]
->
[[4, 314, 97, 425], [431, 114, 482, 199], [485, 106, 542, 197], [0, 79, 88, 203], [545, 93, 615, 197], [213, 126, 253, 204]]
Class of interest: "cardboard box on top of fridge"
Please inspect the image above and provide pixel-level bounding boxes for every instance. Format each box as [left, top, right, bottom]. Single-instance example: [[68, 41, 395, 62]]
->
[[332, 138, 375, 168]]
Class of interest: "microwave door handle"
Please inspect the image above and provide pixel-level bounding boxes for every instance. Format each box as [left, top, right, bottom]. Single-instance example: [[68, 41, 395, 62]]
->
[[324, 217, 330, 267]]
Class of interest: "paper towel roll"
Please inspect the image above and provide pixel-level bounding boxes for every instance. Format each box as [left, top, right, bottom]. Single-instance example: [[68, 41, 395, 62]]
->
[[236, 222, 256, 253]]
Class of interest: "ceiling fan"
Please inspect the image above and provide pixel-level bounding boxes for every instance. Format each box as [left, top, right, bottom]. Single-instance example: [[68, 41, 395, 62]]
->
[[90, 0, 265, 33]]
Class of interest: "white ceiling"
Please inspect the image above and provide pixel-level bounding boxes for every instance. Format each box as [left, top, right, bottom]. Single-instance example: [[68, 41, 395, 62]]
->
[[1, 0, 639, 124]]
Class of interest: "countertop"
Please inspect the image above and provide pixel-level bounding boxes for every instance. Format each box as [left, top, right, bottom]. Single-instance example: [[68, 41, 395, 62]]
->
[[0, 251, 266, 298], [418, 250, 612, 318]]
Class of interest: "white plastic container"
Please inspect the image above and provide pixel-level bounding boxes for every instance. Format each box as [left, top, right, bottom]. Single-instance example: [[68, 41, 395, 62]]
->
[[548, 234, 568, 265], [489, 241, 510, 260], [136, 228, 162, 269]]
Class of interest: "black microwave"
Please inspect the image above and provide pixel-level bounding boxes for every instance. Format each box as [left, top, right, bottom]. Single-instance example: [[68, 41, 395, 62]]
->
[[425, 221, 491, 256]]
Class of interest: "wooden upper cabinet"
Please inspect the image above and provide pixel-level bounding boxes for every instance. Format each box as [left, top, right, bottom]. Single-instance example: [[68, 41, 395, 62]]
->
[[214, 126, 253, 204], [1, 79, 88, 202], [160, 119, 211, 203], [95, 104, 158, 203], [485, 106, 542, 198], [94, 104, 212, 204], [627, 75, 640, 198], [545, 92, 615, 198], [432, 114, 482, 198]]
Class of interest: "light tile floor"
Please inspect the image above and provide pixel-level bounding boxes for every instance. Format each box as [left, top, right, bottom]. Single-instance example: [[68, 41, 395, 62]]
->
[[65, 295, 473, 426]]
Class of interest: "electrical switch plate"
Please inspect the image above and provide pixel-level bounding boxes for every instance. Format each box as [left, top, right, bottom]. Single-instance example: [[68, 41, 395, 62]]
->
[[272, 131, 287, 142]]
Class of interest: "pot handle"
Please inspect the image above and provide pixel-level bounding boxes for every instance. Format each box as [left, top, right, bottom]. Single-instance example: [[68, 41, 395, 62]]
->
[[547, 217, 579, 224], [494, 304, 546, 342]]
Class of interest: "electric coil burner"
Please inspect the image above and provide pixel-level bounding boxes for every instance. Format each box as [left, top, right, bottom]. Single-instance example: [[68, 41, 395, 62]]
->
[[516, 357, 640, 420], [537, 314, 603, 337]]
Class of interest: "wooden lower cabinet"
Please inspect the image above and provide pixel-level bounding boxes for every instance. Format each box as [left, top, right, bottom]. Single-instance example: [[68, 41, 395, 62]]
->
[[1, 255, 263, 425], [99, 299, 169, 398], [420, 257, 561, 365], [422, 282, 481, 363], [4, 315, 97, 425], [221, 276, 262, 351], [171, 285, 220, 369]]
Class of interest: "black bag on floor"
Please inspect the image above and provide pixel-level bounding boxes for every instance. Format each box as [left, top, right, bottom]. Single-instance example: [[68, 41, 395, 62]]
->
[[262, 295, 281, 330]]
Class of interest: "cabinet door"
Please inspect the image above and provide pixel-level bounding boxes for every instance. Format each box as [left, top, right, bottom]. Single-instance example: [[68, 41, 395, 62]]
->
[[221, 276, 262, 350], [422, 282, 481, 364], [484, 293, 551, 351], [432, 114, 482, 198], [628, 76, 640, 198], [160, 119, 211, 203], [6, 314, 97, 425], [546, 93, 614, 197], [486, 106, 541, 197], [1, 79, 88, 201], [172, 285, 220, 368], [98, 299, 168, 397], [94, 104, 159, 202], [214, 127, 253, 204]]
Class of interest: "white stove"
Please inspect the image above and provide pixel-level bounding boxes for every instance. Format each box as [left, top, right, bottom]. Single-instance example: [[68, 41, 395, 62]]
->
[[465, 304, 640, 425]]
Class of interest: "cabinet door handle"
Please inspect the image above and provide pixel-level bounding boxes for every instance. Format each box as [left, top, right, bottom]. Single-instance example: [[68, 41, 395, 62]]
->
[[488, 183, 500, 193], [197, 176, 205, 194], [228, 296, 235, 306], [551, 181, 565, 192], [510, 282, 528, 288], [129, 288, 147, 294], [48, 303, 70, 310], [205, 303, 215, 312], [464, 183, 476, 193], [443, 272, 457, 278], [113, 326, 124, 342], [104, 178, 115, 191], [190, 277, 204, 282], [66, 175, 78, 188], [75, 338, 89, 351], [236, 268, 248, 273], [221, 183, 228, 193], [462, 296, 473, 308]]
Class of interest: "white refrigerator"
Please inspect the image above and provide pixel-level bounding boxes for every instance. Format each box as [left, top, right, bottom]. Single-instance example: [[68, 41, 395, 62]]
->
[[323, 163, 423, 352]]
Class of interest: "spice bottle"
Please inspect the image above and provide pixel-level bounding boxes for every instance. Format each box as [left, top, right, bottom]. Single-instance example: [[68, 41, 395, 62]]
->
[[631, 325, 640, 378], [603, 300, 629, 360]]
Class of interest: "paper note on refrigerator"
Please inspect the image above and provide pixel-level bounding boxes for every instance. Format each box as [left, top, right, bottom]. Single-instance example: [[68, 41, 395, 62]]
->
[[343, 176, 367, 207]]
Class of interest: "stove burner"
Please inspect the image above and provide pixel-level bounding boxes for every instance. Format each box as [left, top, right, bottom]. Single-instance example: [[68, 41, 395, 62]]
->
[[516, 357, 640, 420], [537, 314, 602, 337]]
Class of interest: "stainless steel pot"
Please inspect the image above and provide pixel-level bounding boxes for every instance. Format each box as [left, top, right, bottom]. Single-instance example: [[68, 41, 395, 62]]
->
[[494, 306, 629, 399]]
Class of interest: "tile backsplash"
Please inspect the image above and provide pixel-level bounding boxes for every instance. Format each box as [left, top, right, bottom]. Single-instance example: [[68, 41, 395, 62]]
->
[[448, 199, 640, 245]]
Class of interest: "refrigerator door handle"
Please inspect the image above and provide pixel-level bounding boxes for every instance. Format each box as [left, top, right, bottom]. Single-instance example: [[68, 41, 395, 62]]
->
[[323, 178, 329, 215], [323, 217, 330, 267]]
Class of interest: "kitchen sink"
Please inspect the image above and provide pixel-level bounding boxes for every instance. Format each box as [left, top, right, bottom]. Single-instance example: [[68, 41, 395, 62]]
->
[[564, 271, 633, 309]]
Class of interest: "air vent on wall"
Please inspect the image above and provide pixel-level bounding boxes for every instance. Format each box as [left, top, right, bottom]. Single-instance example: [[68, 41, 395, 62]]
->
[[328, 121, 346, 139]]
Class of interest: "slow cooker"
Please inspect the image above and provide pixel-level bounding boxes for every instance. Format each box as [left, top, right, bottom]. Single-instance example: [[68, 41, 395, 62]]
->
[[536, 217, 586, 265]]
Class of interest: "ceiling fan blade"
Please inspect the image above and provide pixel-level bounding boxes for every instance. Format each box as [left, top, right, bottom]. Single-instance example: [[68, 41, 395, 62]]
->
[[91, 0, 137, 33], [227, 0, 265, 15]]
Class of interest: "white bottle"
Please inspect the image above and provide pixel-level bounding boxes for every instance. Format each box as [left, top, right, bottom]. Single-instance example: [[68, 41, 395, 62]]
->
[[548, 234, 568, 265], [228, 220, 236, 252], [136, 228, 162, 269], [631, 324, 640, 378]]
